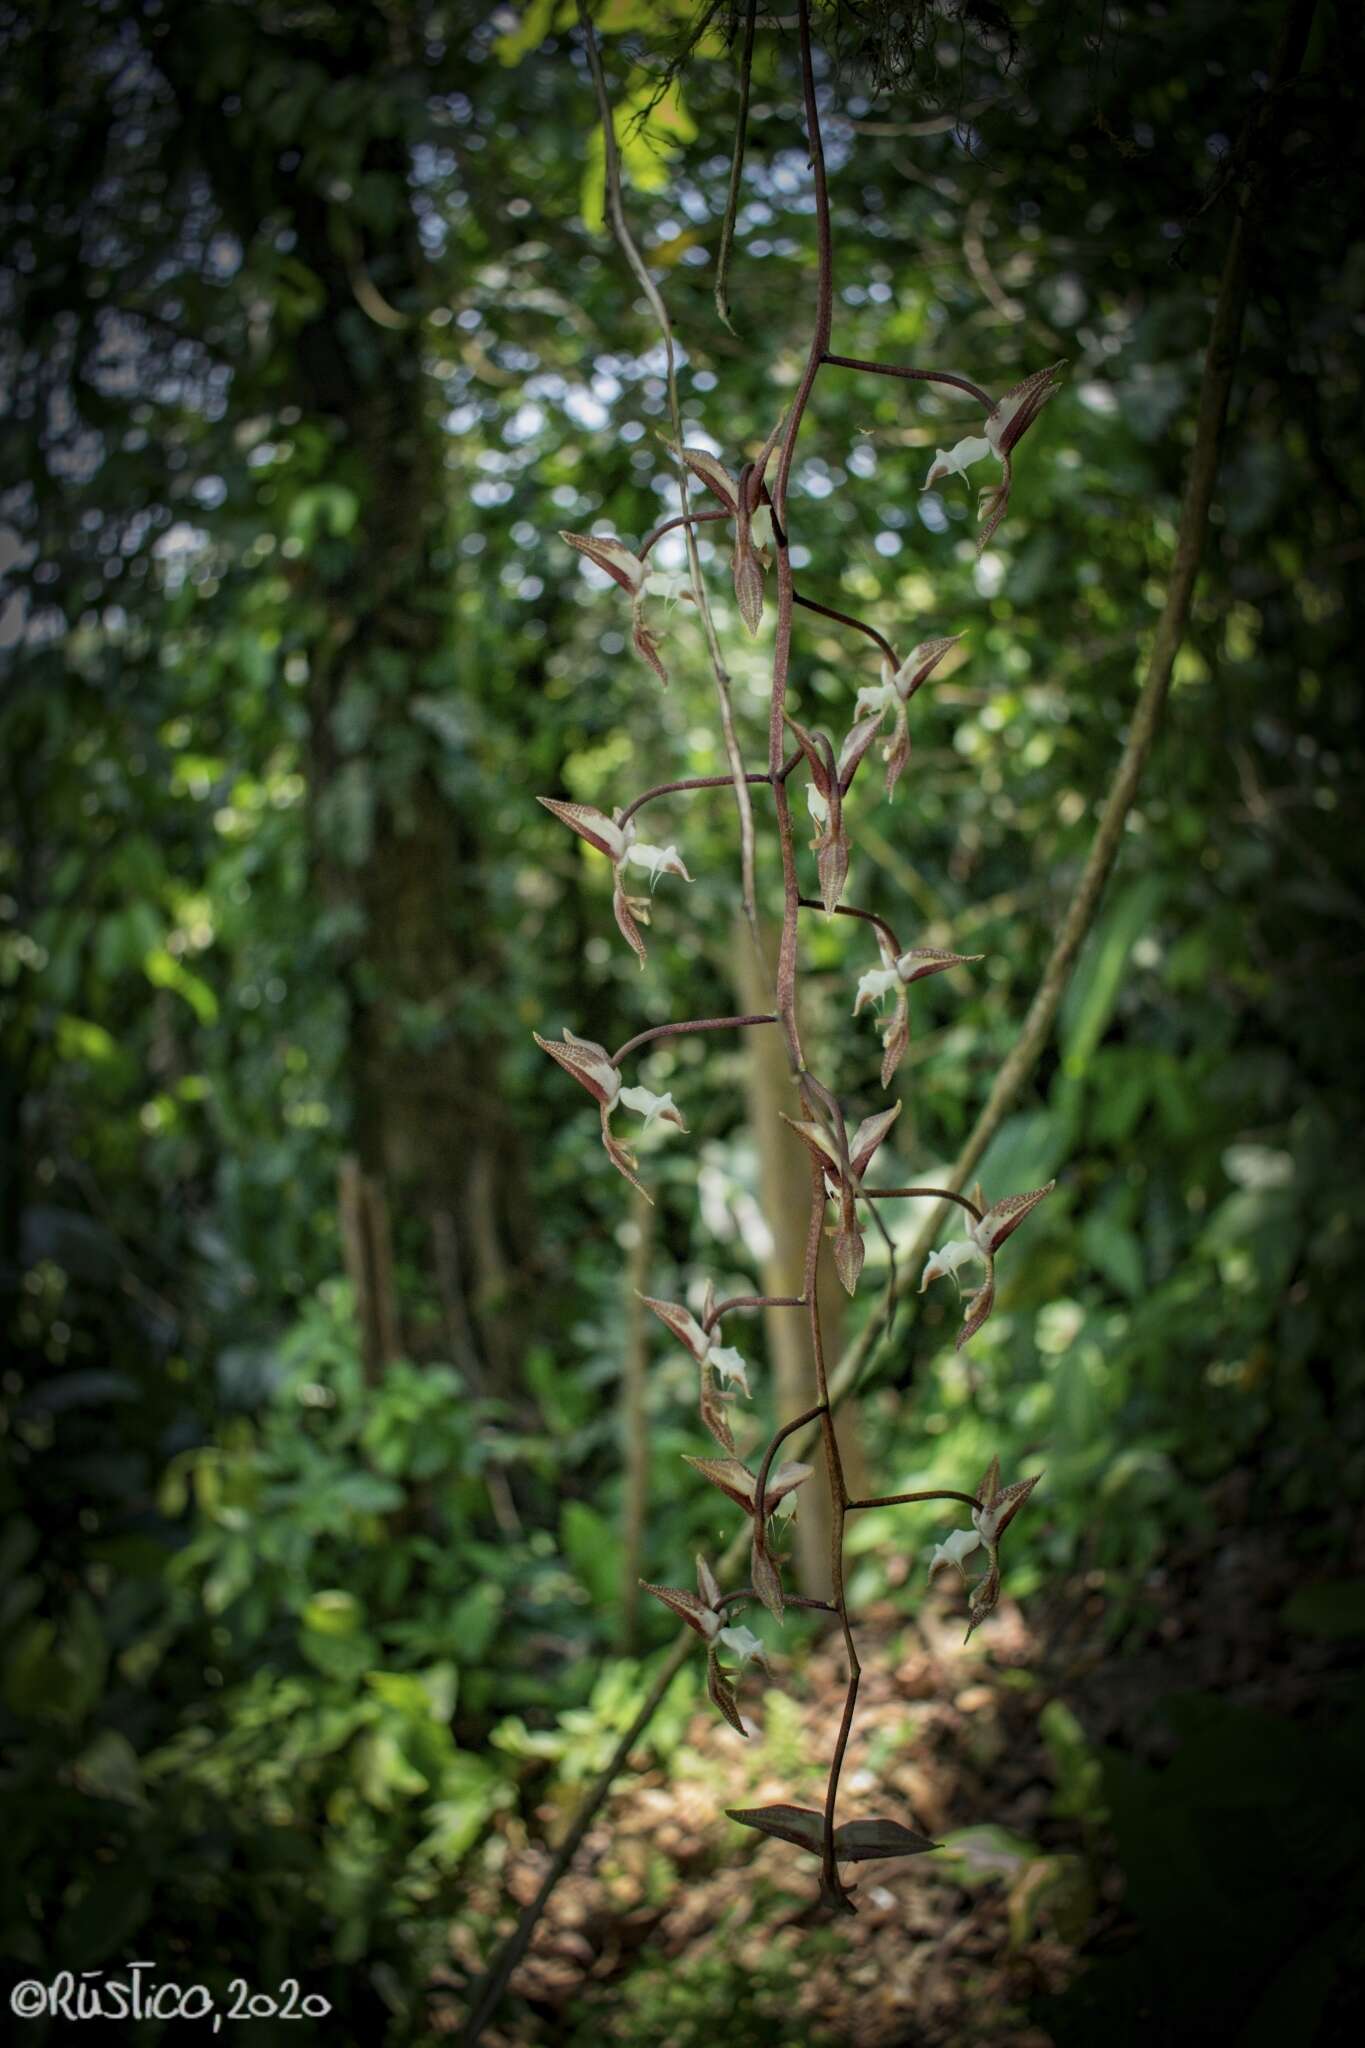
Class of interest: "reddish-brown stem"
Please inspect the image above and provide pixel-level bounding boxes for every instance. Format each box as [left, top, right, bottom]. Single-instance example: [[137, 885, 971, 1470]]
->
[[573, 0, 761, 934], [618, 772, 771, 828], [638, 505, 729, 559], [610, 1014, 775, 1067], [717, 1589, 836, 1615], [795, 1153, 857, 1902], [793, 589, 897, 665], [637, 528, 898, 668], [847, 1490, 981, 1513], [770, 773, 806, 1069], [714, 0, 757, 332], [773, 0, 833, 526], [821, 351, 994, 411], [751, 1400, 828, 1532], [864, 1185, 984, 1224], [796, 894, 903, 959], [703, 1293, 806, 1334]]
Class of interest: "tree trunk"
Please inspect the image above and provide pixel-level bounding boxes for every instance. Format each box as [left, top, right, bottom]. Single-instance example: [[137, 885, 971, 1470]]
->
[[151, 7, 534, 1390]]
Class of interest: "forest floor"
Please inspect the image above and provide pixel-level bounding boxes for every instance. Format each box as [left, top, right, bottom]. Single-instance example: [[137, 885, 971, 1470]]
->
[[444, 1484, 1355, 2047]]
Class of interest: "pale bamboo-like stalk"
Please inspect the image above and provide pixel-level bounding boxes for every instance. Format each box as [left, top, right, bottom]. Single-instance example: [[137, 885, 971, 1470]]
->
[[619, 1186, 655, 1650]]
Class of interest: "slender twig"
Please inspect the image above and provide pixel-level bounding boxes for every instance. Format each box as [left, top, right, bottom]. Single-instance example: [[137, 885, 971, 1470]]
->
[[772, 1, 833, 527], [814, 0, 1321, 1417], [793, 589, 897, 665], [847, 1490, 981, 1513], [455, 1630, 694, 2045], [752, 1398, 829, 1525], [575, 0, 761, 934], [639, 506, 729, 559], [718, 1589, 837, 1614], [821, 352, 994, 410], [703, 1292, 806, 1334], [610, 1014, 776, 1067], [715, 0, 757, 334], [864, 1186, 984, 1223], [796, 894, 903, 959], [618, 772, 771, 829]]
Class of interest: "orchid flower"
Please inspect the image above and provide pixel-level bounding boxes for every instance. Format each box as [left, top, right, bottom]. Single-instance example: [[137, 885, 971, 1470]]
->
[[560, 528, 695, 686], [639, 1554, 765, 1736], [674, 419, 784, 635], [640, 1287, 752, 1451], [537, 796, 691, 968], [781, 1101, 902, 1297], [682, 1451, 813, 1623], [845, 633, 964, 799], [853, 934, 984, 1088], [928, 1456, 1041, 1640], [532, 1026, 686, 1202], [783, 710, 849, 914], [921, 361, 1065, 552], [919, 1180, 1056, 1349]]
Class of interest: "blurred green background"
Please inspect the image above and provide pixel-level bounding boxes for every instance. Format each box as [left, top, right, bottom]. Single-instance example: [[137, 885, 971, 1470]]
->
[[2, 1, 1363, 2042]]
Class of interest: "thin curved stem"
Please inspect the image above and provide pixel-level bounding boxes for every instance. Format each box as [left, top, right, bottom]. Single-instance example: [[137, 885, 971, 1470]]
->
[[715, 0, 757, 334], [717, 1589, 836, 1614], [864, 1185, 984, 1224], [821, 352, 994, 411], [638, 506, 729, 560], [773, 1, 833, 526], [574, 0, 760, 934], [610, 1014, 775, 1067], [618, 772, 770, 829], [846, 1490, 981, 1513], [793, 589, 897, 665], [703, 1292, 806, 1334], [796, 895, 903, 959], [751, 1401, 827, 1526]]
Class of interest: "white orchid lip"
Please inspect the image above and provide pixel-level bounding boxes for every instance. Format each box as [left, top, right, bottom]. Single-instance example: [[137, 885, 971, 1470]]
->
[[920, 1239, 984, 1291], [717, 1623, 766, 1667], [854, 965, 901, 1012], [928, 1526, 981, 1583], [623, 840, 691, 888], [923, 435, 992, 489], [643, 568, 691, 603], [707, 1344, 751, 1395], [855, 680, 897, 719], [619, 1084, 684, 1130]]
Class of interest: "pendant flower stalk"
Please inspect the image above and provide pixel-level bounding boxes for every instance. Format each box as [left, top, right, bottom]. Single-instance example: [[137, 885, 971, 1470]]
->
[[530, 0, 1067, 1920]]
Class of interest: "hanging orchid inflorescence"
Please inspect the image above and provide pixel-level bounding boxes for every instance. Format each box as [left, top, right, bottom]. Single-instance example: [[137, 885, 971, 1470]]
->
[[535, 0, 1062, 1916]]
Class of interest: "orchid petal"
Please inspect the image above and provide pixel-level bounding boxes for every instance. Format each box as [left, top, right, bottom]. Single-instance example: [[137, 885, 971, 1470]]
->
[[922, 436, 992, 489], [717, 1624, 767, 1667], [708, 1345, 752, 1396], [928, 1526, 981, 1583], [619, 1085, 687, 1132]]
